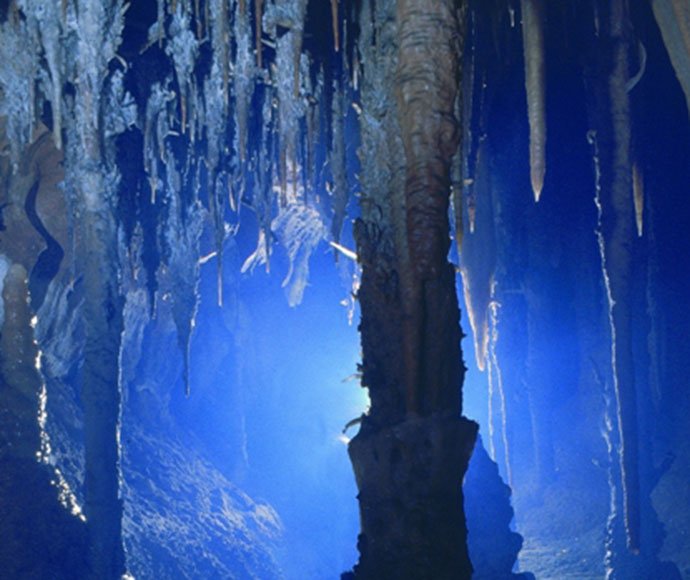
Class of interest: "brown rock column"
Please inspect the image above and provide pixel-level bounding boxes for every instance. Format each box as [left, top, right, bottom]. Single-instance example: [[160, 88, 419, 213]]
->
[[346, 1, 477, 578]]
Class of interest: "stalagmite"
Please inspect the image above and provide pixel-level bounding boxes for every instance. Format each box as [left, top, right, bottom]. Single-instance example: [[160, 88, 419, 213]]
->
[[521, 0, 546, 202]]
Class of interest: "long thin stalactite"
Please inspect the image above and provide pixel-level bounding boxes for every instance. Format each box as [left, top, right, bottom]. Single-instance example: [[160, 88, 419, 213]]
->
[[521, 0, 546, 202]]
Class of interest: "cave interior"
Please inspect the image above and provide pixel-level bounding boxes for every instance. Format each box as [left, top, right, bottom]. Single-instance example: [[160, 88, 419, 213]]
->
[[1, 0, 689, 579]]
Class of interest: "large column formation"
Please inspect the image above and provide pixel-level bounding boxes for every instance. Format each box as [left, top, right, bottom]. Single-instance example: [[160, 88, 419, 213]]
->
[[346, 0, 477, 578]]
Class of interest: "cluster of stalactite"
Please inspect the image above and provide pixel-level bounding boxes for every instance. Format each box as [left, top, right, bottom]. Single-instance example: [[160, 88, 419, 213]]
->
[[0, 0, 348, 577], [456, 1, 690, 575]]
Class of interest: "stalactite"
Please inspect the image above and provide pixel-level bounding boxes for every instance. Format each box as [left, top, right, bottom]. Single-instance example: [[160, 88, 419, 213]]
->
[[205, 0, 235, 308], [331, 0, 339, 52], [145, 82, 174, 204], [257, 86, 276, 274], [21, 0, 64, 151], [330, 76, 348, 252], [272, 200, 327, 307], [161, 146, 202, 397], [206, 0, 228, 164], [0, 15, 38, 167], [266, 0, 306, 206], [211, 175, 226, 307], [166, 4, 199, 134], [255, 0, 263, 68], [451, 177, 464, 253], [158, 0, 165, 46], [521, 0, 546, 202], [222, 0, 231, 112], [587, 0, 640, 551], [632, 161, 643, 237], [194, 0, 202, 38], [264, 0, 308, 206], [234, 0, 253, 164], [305, 88, 317, 194], [460, 142, 496, 373]]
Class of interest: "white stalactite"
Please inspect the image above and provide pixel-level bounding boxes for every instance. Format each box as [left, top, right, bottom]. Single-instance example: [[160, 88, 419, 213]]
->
[[0, 17, 39, 167], [521, 0, 546, 202], [20, 0, 64, 150], [166, 3, 199, 134], [633, 162, 644, 237]]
